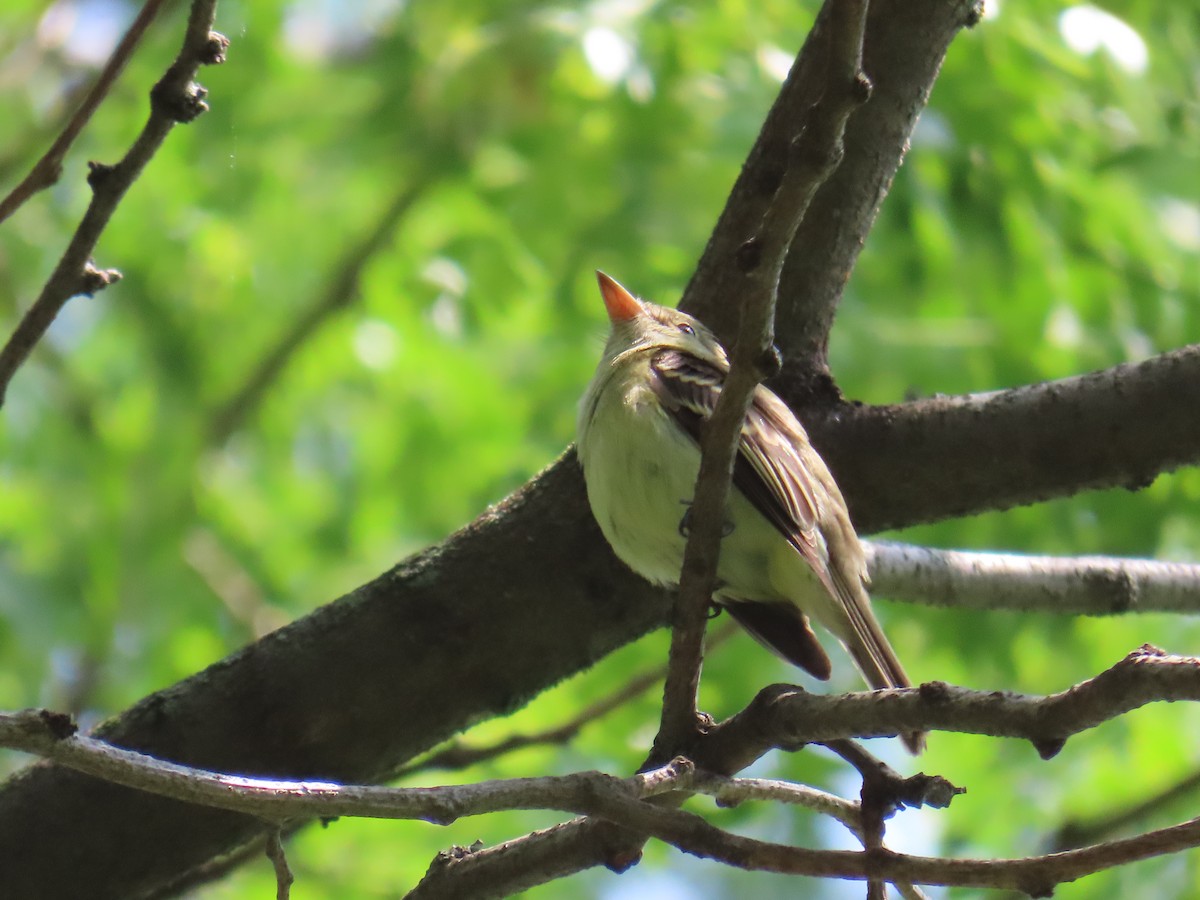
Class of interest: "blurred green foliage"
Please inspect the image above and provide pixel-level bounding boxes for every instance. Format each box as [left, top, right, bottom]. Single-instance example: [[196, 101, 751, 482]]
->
[[1, 0, 1198, 897]]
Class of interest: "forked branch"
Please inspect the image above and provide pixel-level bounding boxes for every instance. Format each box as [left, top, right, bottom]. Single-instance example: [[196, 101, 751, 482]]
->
[[0, 0, 225, 406]]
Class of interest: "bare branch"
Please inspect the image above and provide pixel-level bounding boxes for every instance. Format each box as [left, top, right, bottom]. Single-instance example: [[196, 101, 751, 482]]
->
[[398, 627, 735, 778], [703, 646, 1199, 757], [15, 645, 1195, 899], [697, 773, 931, 900], [683, 0, 982, 380], [207, 178, 429, 442], [1052, 766, 1200, 852], [654, 0, 872, 761], [865, 542, 1200, 615], [0, 709, 693, 824], [409, 772, 1200, 898], [0, 0, 169, 224], [699, 772, 858, 823], [406, 647, 1199, 898], [264, 829, 293, 900], [823, 342, 1200, 532], [0, 0, 226, 407]]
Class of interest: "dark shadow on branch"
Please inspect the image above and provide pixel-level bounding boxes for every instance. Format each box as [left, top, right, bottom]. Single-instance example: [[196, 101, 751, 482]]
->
[[0, 1, 1184, 898]]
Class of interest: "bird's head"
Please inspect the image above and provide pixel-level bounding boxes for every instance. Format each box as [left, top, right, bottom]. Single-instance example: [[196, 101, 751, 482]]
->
[[594, 271, 727, 366]]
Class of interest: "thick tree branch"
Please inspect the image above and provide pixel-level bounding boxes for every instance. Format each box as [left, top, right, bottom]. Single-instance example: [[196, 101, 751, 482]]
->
[[682, 0, 982, 385], [821, 343, 1200, 531], [865, 542, 1200, 615], [0, 0, 225, 407], [11, 644, 1196, 900], [0, 1, 1184, 896], [0, 0, 168, 224]]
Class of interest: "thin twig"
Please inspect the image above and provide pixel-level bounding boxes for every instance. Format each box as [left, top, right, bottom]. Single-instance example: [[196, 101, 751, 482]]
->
[[698, 772, 859, 823], [398, 626, 735, 778], [652, 0, 873, 762], [840, 741, 898, 900], [141, 829, 303, 900], [5, 692, 1200, 896], [0, 0, 226, 407], [696, 773, 930, 900], [0, 0, 169, 225], [821, 739, 951, 900], [1052, 767, 1200, 851], [400, 668, 663, 776], [6, 649, 1192, 896], [405, 647, 1196, 897], [207, 178, 429, 443]]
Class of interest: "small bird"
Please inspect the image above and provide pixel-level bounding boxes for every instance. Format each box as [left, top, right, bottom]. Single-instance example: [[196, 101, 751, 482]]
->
[[577, 272, 922, 753]]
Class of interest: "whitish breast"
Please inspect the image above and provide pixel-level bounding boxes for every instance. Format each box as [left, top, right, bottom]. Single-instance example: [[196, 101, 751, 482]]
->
[[579, 368, 782, 598]]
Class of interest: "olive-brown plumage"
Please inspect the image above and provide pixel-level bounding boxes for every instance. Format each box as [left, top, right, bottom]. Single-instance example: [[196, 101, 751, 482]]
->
[[577, 272, 923, 753]]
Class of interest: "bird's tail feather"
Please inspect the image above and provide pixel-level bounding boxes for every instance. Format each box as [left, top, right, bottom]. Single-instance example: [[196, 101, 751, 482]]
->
[[835, 576, 925, 755]]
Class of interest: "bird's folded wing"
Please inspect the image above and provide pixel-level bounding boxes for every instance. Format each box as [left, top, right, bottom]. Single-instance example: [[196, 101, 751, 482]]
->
[[648, 348, 825, 567]]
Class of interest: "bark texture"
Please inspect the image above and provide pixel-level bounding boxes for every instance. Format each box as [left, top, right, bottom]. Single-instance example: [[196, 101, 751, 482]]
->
[[3, 1, 1197, 898]]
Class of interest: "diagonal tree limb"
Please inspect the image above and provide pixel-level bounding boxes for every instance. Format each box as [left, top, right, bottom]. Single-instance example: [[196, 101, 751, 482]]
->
[[0, 0, 1180, 896], [654, 0, 873, 761], [0, 0, 169, 225], [0, 0, 226, 407], [207, 177, 430, 443], [1052, 766, 1200, 852]]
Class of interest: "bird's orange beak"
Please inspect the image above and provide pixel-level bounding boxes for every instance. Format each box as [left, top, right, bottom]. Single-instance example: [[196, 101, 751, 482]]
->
[[596, 271, 642, 323]]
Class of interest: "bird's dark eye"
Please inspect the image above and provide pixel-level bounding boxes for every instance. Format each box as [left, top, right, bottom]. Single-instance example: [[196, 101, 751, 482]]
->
[[677, 322, 695, 336]]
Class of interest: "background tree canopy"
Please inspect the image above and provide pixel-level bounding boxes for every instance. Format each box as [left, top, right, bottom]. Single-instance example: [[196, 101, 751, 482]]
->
[[1, 0, 1198, 897]]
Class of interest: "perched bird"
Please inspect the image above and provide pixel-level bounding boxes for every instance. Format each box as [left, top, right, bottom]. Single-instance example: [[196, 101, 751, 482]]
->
[[577, 271, 922, 753]]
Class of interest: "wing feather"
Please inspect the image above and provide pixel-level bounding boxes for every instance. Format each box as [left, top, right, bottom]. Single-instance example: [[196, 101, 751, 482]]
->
[[648, 349, 827, 575], [647, 345, 922, 752]]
